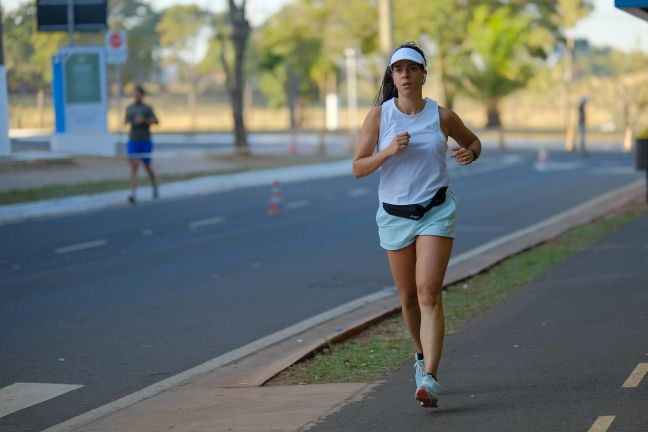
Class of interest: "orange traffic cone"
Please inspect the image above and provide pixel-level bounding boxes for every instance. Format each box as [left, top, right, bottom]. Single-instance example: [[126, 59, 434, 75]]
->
[[268, 181, 285, 216]]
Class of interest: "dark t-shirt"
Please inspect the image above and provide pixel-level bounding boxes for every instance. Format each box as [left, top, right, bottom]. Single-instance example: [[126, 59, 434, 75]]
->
[[125, 103, 156, 141]]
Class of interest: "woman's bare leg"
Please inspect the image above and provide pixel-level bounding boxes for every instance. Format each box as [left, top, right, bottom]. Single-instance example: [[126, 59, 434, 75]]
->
[[415, 235, 453, 376], [386, 243, 422, 354]]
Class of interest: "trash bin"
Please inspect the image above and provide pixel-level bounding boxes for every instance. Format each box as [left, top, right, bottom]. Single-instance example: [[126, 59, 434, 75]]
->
[[637, 138, 648, 171]]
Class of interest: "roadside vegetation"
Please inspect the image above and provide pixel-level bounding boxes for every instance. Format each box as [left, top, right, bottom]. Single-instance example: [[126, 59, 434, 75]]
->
[[268, 203, 646, 385], [4, 1, 647, 146]]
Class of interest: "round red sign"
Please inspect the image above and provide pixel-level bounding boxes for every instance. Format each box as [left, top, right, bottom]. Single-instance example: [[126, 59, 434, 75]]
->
[[109, 32, 122, 48]]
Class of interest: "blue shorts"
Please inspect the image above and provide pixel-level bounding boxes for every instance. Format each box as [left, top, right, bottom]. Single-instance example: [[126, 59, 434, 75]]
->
[[127, 140, 153, 165], [376, 189, 458, 250]]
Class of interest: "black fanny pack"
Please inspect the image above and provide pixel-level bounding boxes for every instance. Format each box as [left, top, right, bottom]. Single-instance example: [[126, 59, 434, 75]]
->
[[382, 187, 447, 220]]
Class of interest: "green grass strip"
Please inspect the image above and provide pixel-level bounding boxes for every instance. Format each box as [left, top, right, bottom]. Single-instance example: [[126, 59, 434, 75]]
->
[[269, 205, 646, 385]]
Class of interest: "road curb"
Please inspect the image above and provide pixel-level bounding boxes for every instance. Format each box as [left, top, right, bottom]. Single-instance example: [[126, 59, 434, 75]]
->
[[0, 159, 352, 225]]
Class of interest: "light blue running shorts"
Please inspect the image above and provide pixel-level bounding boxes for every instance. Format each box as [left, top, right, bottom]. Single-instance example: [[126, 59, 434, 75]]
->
[[376, 189, 458, 250]]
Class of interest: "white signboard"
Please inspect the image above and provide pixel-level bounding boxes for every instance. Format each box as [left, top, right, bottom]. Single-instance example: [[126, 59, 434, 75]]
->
[[105, 31, 127, 64], [51, 45, 113, 156]]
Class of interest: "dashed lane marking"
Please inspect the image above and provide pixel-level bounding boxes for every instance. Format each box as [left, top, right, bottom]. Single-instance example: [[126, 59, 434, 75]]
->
[[0, 383, 84, 418], [286, 200, 309, 209], [188, 217, 226, 230], [54, 239, 108, 254], [587, 416, 615, 432], [622, 362, 648, 388]]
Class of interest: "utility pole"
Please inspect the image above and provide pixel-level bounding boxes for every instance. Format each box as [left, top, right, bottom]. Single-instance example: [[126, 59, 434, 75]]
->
[[378, 0, 393, 60], [0, 5, 11, 156], [67, 0, 75, 45]]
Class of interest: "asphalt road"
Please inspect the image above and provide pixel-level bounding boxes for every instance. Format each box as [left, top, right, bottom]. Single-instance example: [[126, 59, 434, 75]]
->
[[0, 150, 642, 432], [309, 211, 648, 432]]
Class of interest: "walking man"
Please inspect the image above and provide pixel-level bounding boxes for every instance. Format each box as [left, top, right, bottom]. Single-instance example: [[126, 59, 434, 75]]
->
[[125, 85, 159, 204]]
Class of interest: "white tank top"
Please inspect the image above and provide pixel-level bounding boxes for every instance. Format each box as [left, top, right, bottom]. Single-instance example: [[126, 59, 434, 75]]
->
[[377, 97, 449, 205]]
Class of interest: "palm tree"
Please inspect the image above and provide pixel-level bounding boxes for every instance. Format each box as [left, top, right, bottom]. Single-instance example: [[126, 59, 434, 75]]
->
[[460, 6, 536, 148]]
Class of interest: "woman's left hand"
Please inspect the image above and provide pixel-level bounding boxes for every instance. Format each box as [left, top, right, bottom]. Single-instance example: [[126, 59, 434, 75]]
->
[[451, 146, 475, 166]]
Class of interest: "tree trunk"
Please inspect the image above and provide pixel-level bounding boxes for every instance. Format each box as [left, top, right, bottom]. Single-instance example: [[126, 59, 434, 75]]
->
[[217, 1, 251, 155], [188, 69, 197, 133], [438, 50, 455, 110], [485, 100, 502, 129], [229, 0, 250, 154], [37, 89, 45, 128], [486, 99, 505, 149], [286, 66, 299, 154]]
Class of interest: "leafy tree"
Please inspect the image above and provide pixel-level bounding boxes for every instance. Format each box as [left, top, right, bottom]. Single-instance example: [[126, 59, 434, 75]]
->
[[2, 3, 62, 92], [394, 0, 557, 110], [460, 5, 537, 130], [109, 0, 161, 87], [257, 2, 323, 129], [157, 4, 210, 129], [395, 0, 468, 109]]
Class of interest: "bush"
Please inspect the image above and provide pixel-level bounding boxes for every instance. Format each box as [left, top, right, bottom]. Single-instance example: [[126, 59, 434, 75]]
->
[[638, 128, 648, 140]]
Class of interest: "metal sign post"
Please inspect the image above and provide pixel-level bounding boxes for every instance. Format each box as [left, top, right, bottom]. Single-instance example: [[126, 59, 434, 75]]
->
[[105, 31, 127, 143], [67, 0, 74, 44]]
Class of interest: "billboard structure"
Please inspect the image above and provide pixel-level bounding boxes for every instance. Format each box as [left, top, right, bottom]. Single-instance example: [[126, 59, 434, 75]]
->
[[51, 46, 113, 155]]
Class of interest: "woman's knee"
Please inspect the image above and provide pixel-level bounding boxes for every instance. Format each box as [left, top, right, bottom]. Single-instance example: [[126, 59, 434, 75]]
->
[[399, 289, 419, 310], [416, 282, 443, 308]]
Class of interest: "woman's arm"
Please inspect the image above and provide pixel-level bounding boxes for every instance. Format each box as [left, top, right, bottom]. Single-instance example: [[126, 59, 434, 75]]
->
[[440, 107, 482, 166], [352, 106, 409, 178]]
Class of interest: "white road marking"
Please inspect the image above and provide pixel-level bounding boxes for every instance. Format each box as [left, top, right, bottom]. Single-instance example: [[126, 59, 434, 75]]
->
[[41, 288, 396, 432], [188, 216, 226, 230], [0, 383, 83, 418], [349, 187, 370, 197], [54, 239, 108, 254], [286, 200, 309, 209], [587, 416, 615, 432], [622, 362, 648, 388], [534, 161, 583, 172]]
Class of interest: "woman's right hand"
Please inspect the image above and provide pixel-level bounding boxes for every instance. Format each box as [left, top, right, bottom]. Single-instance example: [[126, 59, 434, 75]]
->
[[387, 132, 410, 156]]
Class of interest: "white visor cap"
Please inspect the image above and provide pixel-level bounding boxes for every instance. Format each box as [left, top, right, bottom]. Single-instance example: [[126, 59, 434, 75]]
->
[[389, 47, 426, 68]]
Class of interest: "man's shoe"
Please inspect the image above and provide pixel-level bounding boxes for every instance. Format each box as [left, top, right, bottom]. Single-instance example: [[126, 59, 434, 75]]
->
[[414, 355, 425, 389], [415, 373, 439, 408], [128, 195, 136, 205], [152, 184, 159, 199]]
